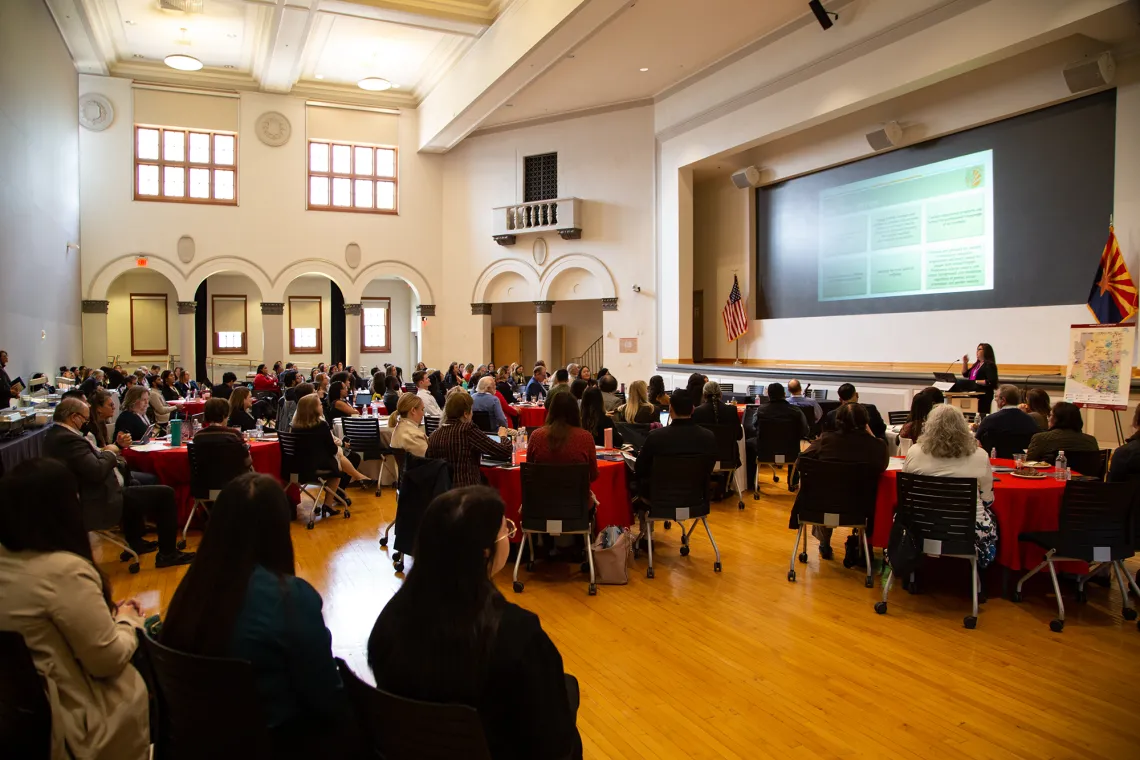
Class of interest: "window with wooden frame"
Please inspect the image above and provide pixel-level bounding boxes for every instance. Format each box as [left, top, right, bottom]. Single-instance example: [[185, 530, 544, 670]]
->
[[308, 141, 397, 214], [361, 297, 391, 353], [130, 294, 169, 356], [212, 295, 247, 354], [135, 125, 237, 204], [289, 296, 322, 354]]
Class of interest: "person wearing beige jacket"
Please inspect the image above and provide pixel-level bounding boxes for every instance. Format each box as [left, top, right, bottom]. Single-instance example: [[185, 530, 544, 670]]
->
[[0, 459, 150, 760]]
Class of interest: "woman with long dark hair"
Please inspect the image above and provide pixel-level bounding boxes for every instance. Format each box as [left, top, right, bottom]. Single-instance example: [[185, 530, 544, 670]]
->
[[1021, 388, 1051, 430], [647, 375, 670, 410], [899, 386, 945, 443], [580, 387, 621, 448], [685, 372, 707, 405], [0, 460, 149, 760], [528, 391, 598, 480], [428, 369, 446, 408], [961, 342, 999, 415], [326, 380, 358, 422], [162, 474, 349, 755], [368, 486, 581, 760]]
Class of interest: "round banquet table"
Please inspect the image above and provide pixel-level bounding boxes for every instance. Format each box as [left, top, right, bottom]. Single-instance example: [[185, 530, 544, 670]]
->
[[512, 405, 548, 428], [168, 398, 207, 418], [481, 453, 632, 543], [872, 458, 1076, 572], [122, 440, 297, 524]]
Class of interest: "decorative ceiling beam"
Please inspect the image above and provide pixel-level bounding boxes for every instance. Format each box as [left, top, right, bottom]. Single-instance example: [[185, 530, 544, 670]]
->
[[320, 0, 493, 37], [256, 0, 321, 94], [43, 0, 116, 76]]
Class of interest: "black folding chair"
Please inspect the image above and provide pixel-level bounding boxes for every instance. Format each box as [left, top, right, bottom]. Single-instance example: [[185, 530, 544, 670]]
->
[[639, 455, 720, 577], [1062, 449, 1110, 481], [379, 448, 407, 549], [752, 416, 803, 499], [808, 389, 828, 401], [139, 633, 272, 760], [1013, 480, 1140, 632], [981, 430, 1035, 460], [387, 454, 450, 573], [0, 630, 51, 760], [746, 384, 767, 398], [184, 438, 250, 548], [875, 473, 982, 629], [424, 415, 441, 437], [787, 458, 881, 587], [698, 423, 745, 510], [887, 411, 909, 426], [613, 422, 652, 454], [277, 430, 350, 529], [471, 410, 495, 433], [341, 417, 393, 495], [337, 659, 492, 760], [512, 463, 597, 595]]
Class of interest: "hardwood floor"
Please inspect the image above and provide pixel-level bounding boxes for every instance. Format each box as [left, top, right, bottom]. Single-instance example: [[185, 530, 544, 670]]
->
[[97, 474, 1140, 760]]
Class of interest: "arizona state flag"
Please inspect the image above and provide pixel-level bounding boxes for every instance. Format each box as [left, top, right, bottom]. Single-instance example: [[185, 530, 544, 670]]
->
[[1087, 225, 1137, 324]]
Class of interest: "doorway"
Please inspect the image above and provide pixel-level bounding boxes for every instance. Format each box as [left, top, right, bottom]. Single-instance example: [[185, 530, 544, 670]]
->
[[692, 290, 704, 363]]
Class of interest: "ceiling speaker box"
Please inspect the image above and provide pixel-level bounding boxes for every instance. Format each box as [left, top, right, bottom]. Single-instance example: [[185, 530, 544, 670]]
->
[[1063, 52, 1115, 93], [731, 166, 761, 189], [866, 121, 904, 151]]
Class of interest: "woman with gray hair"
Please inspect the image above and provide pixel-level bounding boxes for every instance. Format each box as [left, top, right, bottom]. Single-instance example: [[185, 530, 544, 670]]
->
[[902, 404, 998, 567]]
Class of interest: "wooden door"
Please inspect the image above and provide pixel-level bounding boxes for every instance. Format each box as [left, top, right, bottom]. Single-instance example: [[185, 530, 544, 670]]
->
[[493, 326, 522, 369]]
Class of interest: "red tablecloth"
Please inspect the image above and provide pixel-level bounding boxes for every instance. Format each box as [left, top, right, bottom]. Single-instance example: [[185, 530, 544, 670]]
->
[[872, 458, 1069, 571], [122, 440, 296, 523], [512, 405, 547, 428], [481, 454, 632, 543], [169, 399, 206, 418]]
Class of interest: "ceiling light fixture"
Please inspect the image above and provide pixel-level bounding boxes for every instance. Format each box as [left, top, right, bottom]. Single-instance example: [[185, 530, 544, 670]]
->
[[639, 67, 649, 72], [164, 54, 203, 71], [357, 77, 392, 91]]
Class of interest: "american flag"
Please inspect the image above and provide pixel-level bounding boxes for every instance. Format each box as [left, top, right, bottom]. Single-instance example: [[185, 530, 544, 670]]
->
[[722, 275, 748, 342]]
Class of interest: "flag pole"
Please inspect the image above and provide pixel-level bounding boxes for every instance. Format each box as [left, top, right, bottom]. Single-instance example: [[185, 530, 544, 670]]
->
[[733, 339, 743, 365]]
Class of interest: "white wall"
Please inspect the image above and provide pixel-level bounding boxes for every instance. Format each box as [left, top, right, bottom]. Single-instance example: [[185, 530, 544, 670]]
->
[[0, 0, 81, 381], [106, 270, 179, 365], [361, 278, 415, 372]]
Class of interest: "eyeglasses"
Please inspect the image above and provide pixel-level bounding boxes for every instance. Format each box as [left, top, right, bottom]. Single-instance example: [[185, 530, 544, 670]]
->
[[496, 518, 517, 543]]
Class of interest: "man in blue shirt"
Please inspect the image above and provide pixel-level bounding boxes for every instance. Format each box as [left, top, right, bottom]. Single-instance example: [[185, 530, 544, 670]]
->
[[786, 379, 822, 422], [471, 376, 508, 429], [525, 365, 548, 402]]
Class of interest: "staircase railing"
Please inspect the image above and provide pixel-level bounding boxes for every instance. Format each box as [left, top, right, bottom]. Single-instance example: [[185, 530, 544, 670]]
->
[[569, 336, 603, 374]]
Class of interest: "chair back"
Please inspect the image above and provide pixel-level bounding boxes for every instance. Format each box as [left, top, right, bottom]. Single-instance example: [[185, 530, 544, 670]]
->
[[808, 388, 828, 400], [390, 448, 407, 493], [719, 382, 734, 395], [0, 630, 51, 760], [394, 454, 451, 555], [984, 430, 1035, 459], [613, 422, 652, 453], [741, 404, 760, 437], [337, 660, 491, 760], [887, 411, 909, 426], [1055, 479, 1137, 559], [471, 410, 495, 433], [139, 633, 271, 760], [746, 384, 766, 397], [186, 439, 248, 501], [520, 463, 593, 533], [424, 415, 441, 437], [697, 423, 741, 468], [342, 417, 387, 460], [792, 458, 881, 527], [1063, 448, 1109, 480], [276, 429, 331, 482], [647, 455, 714, 520], [895, 472, 977, 557], [753, 416, 803, 463]]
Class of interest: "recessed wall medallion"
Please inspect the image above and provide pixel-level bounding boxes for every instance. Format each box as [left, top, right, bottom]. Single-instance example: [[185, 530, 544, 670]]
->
[[533, 237, 548, 266], [79, 93, 114, 131], [255, 111, 291, 147]]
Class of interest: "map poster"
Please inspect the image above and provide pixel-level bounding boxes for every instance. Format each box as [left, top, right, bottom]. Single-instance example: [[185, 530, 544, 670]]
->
[[1063, 323, 1136, 410]]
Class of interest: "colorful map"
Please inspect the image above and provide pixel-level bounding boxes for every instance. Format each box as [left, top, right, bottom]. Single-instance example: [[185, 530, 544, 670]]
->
[[1064, 324, 1135, 409]]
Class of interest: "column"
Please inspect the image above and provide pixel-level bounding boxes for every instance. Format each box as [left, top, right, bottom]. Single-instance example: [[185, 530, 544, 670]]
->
[[344, 303, 362, 371], [81, 300, 109, 368], [601, 297, 619, 371], [177, 301, 196, 376], [471, 303, 493, 364], [261, 302, 285, 367], [534, 301, 555, 367], [417, 305, 436, 368]]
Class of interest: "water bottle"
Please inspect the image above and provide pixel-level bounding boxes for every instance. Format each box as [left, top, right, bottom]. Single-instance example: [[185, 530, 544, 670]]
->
[[511, 434, 521, 466], [255, 419, 263, 439], [989, 447, 997, 461], [1054, 450, 1068, 481]]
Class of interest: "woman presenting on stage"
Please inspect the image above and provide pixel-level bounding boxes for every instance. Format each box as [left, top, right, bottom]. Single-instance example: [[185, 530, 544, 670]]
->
[[962, 343, 998, 415]]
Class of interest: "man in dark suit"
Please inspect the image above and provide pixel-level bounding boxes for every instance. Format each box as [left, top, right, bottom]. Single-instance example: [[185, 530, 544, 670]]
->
[[525, 365, 548, 402], [691, 381, 744, 441], [824, 383, 887, 439], [975, 384, 1040, 455], [635, 389, 717, 492], [44, 397, 195, 568], [212, 371, 238, 400], [746, 382, 809, 489]]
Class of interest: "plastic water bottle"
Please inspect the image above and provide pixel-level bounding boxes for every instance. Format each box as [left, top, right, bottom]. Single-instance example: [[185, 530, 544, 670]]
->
[[989, 447, 997, 461], [1054, 450, 1068, 481], [255, 419, 263, 439]]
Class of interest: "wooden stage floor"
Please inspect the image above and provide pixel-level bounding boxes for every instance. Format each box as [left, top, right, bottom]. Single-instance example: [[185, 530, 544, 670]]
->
[[98, 473, 1140, 759]]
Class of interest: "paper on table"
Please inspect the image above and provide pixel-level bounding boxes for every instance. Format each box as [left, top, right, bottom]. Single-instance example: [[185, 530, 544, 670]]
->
[[932, 381, 954, 392], [886, 458, 905, 471], [130, 442, 170, 452]]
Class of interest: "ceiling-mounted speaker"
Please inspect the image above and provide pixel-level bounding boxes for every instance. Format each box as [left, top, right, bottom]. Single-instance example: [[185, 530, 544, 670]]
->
[[1063, 52, 1115, 94], [730, 166, 762, 189], [866, 121, 904, 151], [808, 0, 837, 30]]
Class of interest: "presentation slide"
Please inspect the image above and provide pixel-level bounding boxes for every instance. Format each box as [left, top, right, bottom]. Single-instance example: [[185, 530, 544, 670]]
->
[[816, 150, 994, 302]]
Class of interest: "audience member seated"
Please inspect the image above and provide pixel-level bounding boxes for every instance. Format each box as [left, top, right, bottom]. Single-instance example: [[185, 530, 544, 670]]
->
[[0, 459, 151, 760], [426, 392, 513, 487], [795, 403, 888, 559], [527, 391, 599, 482], [647, 375, 670, 412], [786, 379, 822, 422], [684, 372, 707, 404], [580, 387, 622, 448], [691, 381, 744, 440], [1108, 404, 1140, 482], [525, 365, 548, 402], [326, 380, 359, 422], [635, 390, 716, 495], [193, 398, 253, 470], [903, 405, 997, 569], [79, 368, 105, 397], [496, 366, 515, 401], [292, 395, 368, 509], [599, 374, 621, 412], [114, 386, 152, 443], [161, 474, 351, 757], [118, 372, 138, 400], [569, 378, 588, 403], [579, 366, 593, 382], [492, 377, 519, 427], [389, 393, 429, 458], [615, 380, 657, 424], [899, 387, 945, 443], [212, 371, 238, 400], [45, 398, 194, 567], [825, 383, 887, 439], [86, 388, 129, 449], [252, 363, 280, 394], [368, 486, 581, 760], [149, 372, 177, 427], [1020, 388, 1051, 431], [157, 370, 181, 403], [544, 368, 572, 409], [174, 369, 196, 398], [472, 376, 508, 429], [748, 382, 810, 490], [382, 375, 402, 413], [974, 384, 1040, 454], [414, 369, 444, 418], [1025, 401, 1101, 464], [228, 386, 258, 431]]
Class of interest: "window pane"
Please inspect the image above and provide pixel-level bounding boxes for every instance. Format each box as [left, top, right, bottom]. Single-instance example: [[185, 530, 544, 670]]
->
[[163, 130, 185, 162], [189, 132, 211, 163], [217, 331, 243, 349], [363, 306, 386, 327], [294, 328, 317, 348], [138, 164, 159, 195], [310, 176, 329, 206], [376, 180, 395, 210], [364, 326, 387, 348], [189, 168, 211, 199], [138, 128, 160, 160], [310, 142, 329, 173], [214, 134, 235, 165], [214, 169, 235, 200], [331, 144, 351, 174], [163, 166, 185, 197], [354, 147, 373, 176], [376, 148, 395, 178], [332, 177, 351, 207], [354, 179, 373, 208]]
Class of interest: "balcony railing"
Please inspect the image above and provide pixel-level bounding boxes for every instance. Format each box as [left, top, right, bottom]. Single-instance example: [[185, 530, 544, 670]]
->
[[492, 197, 582, 245]]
